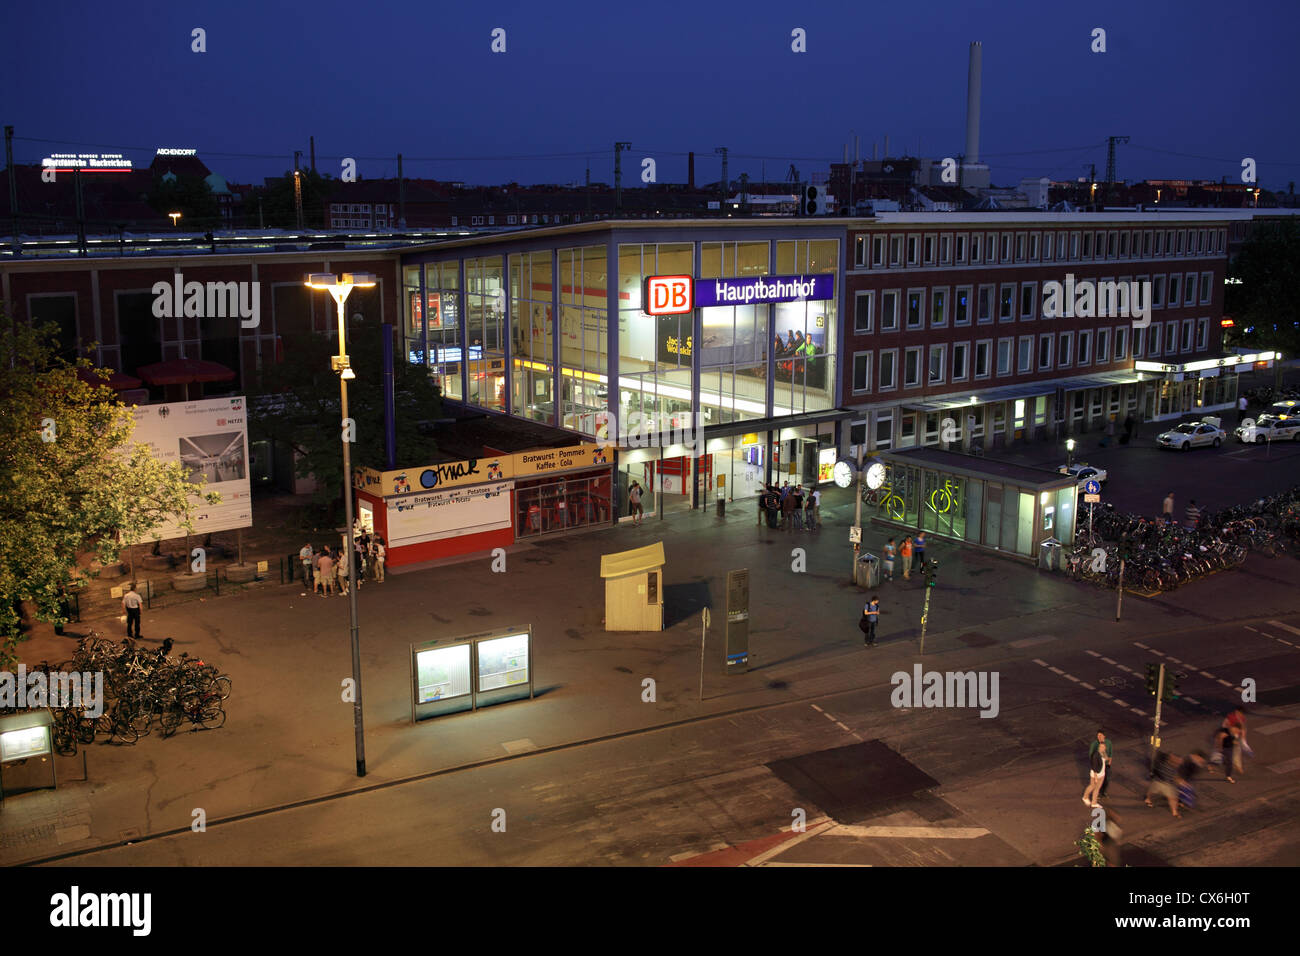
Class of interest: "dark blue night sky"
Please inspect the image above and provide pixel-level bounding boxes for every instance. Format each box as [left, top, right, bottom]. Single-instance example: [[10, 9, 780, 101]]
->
[[5, 0, 1298, 190]]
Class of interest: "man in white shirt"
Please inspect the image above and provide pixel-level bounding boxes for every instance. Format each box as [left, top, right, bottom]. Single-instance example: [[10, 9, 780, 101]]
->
[[811, 488, 822, 530], [1237, 394, 1248, 425], [122, 583, 143, 638], [373, 538, 387, 583]]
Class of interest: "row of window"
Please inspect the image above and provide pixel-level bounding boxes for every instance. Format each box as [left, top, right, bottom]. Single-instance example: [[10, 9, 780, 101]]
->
[[852, 226, 1227, 270], [851, 319, 1211, 393], [330, 203, 388, 214], [852, 271, 1215, 334], [332, 218, 388, 229], [458, 213, 570, 227]]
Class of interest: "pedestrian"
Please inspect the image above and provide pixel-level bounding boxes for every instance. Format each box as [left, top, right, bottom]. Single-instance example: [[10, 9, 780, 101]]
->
[[914, 530, 927, 573], [900, 536, 914, 580], [860, 596, 881, 647], [765, 486, 780, 528], [811, 487, 821, 529], [628, 481, 644, 525], [122, 582, 143, 639], [1162, 491, 1175, 525], [804, 489, 817, 530], [791, 485, 804, 530], [299, 543, 314, 586], [353, 541, 367, 590], [1144, 749, 1181, 818], [882, 537, 897, 581], [336, 549, 350, 596], [1237, 394, 1248, 425], [782, 487, 797, 531], [778, 482, 791, 529], [1100, 416, 1115, 448], [373, 537, 386, 583], [318, 548, 335, 596], [312, 547, 324, 596], [1123, 413, 1135, 443], [1184, 499, 1201, 531], [1176, 751, 1207, 811], [1214, 725, 1239, 784], [1223, 708, 1249, 778], [1090, 730, 1115, 798], [1083, 741, 1108, 809]]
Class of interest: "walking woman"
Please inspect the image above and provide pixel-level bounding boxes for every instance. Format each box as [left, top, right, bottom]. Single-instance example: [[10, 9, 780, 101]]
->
[[900, 536, 914, 580], [882, 537, 897, 582], [1083, 741, 1108, 808]]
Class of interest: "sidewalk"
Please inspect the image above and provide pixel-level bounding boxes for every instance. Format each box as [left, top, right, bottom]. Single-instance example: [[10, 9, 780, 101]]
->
[[0, 481, 1288, 864]]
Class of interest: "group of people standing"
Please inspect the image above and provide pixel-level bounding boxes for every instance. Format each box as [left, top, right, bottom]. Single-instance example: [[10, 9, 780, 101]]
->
[[880, 532, 926, 582], [299, 533, 387, 598], [758, 482, 819, 531]]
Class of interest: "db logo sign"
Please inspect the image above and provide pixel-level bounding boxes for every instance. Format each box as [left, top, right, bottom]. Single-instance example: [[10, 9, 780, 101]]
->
[[643, 275, 693, 316]]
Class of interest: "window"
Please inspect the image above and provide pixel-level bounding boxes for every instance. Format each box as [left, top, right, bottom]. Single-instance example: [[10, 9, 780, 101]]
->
[[451, 216, 458, 226], [1096, 328, 1110, 364], [488, 216, 495, 225], [977, 285, 993, 324], [1168, 274, 1181, 306], [1153, 275, 1165, 308], [1176, 230, 1184, 255], [955, 234, 967, 263], [1000, 233, 1010, 262], [853, 291, 874, 333], [1196, 317, 1208, 350], [1082, 232, 1093, 257], [1097, 231, 1107, 257], [970, 234, 981, 263], [1119, 232, 1129, 256], [1078, 329, 1092, 365], [955, 286, 971, 326], [904, 346, 922, 387], [1069, 232, 1078, 258], [1115, 327, 1128, 361], [1143, 231, 1152, 256], [881, 290, 899, 331], [890, 236, 903, 266], [931, 288, 948, 327], [507, 214, 518, 225], [928, 344, 946, 384], [1148, 322, 1162, 357], [907, 236, 919, 265], [996, 338, 1013, 376], [1015, 233, 1025, 261], [1163, 230, 1172, 255], [854, 236, 869, 267], [879, 350, 897, 390], [1165, 322, 1177, 354], [975, 340, 992, 378], [1199, 272, 1213, 304], [1018, 336, 1032, 373], [852, 351, 872, 392], [939, 234, 951, 264], [1132, 326, 1144, 358], [1030, 233, 1040, 260], [1184, 272, 1197, 306], [1180, 319, 1193, 352], [923, 235, 935, 264], [953, 342, 969, 381], [907, 290, 924, 329], [1059, 331, 1073, 366], [999, 284, 1015, 321], [1038, 334, 1053, 370], [872, 236, 885, 266], [1020, 282, 1036, 320]]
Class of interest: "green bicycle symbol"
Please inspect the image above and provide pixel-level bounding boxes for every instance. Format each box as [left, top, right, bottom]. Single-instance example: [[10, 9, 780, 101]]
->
[[926, 478, 960, 515], [863, 476, 907, 520]]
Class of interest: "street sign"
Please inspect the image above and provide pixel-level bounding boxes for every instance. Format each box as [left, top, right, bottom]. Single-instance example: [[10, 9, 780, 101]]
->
[[1084, 493, 1100, 504], [1084, 479, 1101, 496], [849, 526, 862, 544], [725, 569, 749, 674]]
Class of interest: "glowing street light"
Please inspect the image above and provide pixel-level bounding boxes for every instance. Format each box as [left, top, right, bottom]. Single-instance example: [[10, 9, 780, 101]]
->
[[168, 211, 182, 227], [1066, 436, 1076, 469], [305, 270, 377, 778]]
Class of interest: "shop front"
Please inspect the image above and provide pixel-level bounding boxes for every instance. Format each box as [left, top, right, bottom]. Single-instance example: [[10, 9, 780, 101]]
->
[[354, 441, 612, 565], [1135, 352, 1277, 421], [868, 448, 1077, 560]]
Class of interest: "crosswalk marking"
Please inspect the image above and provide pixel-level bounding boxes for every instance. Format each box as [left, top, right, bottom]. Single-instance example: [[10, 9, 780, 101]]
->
[[1268, 621, 1300, 637]]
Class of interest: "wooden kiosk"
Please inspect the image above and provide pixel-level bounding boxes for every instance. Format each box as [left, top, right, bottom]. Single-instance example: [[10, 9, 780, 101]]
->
[[600, 541, 666, 632]]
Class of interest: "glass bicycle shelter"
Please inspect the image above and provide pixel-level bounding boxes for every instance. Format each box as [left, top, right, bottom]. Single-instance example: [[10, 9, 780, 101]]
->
[[867, 447, 1079, 560]]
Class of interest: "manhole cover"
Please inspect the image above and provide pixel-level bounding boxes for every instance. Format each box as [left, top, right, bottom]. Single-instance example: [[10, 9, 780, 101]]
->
[[767, 740, 939, 824], [958, 632, 997, 648]]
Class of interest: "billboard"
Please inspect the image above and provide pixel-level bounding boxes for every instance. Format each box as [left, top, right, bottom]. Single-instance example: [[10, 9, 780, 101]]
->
[[129, 396, 253, 542]]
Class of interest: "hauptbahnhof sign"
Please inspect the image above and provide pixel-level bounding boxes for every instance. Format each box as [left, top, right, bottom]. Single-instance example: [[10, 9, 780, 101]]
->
[[643, 274, 834, 314]]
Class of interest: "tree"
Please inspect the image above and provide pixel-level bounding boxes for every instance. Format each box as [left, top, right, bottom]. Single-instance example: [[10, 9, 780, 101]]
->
[[256, 169, 334, 229], [0, 320, 219, 666], [147, 172, 221, 230], [248, 324, 442, 519], [1226, 217, 1300, 356]]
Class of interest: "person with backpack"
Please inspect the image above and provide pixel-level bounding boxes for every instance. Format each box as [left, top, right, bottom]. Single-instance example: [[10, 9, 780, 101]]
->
[[791, 485, 805, 531], [859, 596, 881, 647], [1144, 749, 1180, 817], [628, 481, 644, 525]]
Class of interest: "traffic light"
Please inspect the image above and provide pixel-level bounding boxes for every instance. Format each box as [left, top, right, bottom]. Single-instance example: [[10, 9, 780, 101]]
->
[[926, 560, 939, 588], [800, 185, 818, 216], [1163, 671, 1183, 701], [1144, 663, 1159, 696]]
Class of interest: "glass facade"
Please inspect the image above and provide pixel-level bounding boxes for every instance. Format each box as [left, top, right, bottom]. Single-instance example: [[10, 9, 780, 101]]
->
[[515, 474, 613, 538]]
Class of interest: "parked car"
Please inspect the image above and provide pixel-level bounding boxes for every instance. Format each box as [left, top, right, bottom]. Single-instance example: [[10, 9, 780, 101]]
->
[[1266, 399, 1299, 421], [1235, 414, 1300, 443], [1058, 463, 1109, 489], [1157, 417, 1225, 451]]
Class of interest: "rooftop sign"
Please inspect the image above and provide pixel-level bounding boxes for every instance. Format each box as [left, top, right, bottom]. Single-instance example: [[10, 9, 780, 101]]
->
[[694, 273, 834, 307]]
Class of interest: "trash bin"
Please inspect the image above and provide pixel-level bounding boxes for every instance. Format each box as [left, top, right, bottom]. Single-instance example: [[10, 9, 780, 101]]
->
[[856, 553, 881, 588], [1039, 538, 1063, 571]]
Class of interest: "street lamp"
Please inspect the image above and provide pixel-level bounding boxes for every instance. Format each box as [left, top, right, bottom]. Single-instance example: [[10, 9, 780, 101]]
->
[[1066, 437, 1076, 470], [305, 270, 376, 778], [168, 211, 182, 227]]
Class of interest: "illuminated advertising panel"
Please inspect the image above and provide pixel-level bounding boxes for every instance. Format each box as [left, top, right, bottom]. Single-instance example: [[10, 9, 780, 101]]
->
[[642, 275, 694, 315]]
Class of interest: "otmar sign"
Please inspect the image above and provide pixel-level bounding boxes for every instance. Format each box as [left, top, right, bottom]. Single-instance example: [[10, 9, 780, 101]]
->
[[355, 442, 611, 496]]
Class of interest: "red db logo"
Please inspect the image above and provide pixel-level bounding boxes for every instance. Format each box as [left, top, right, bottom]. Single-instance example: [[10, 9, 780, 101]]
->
[[643, 275, 693, 315]]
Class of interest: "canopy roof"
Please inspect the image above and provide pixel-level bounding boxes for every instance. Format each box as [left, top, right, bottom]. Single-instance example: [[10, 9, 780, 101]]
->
[[600, 541, 666, 579]]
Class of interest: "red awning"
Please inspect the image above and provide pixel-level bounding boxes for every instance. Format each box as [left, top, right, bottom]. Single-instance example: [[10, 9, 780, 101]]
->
[[75, 366, 143, 390], [136, 358, 236, 386]]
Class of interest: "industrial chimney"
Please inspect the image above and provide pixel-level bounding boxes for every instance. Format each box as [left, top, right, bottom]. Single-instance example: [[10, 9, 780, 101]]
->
[[965, 41, 982, 164]]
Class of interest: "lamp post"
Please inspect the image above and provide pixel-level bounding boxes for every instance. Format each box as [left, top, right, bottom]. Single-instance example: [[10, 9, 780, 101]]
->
[[306, 271, 376, 778], [1066, 436, 1076, 470], [168, 211, 182, 228]]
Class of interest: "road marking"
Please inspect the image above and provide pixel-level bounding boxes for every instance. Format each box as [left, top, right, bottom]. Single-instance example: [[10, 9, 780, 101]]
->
[[1258, 720, 1300, 736], [810, 704, 824, 713], [1269, 756, 1300, 775], [1080, 682, 1096, 690], [761, 861, 873, 867], [1134, 642, 1151, 650], [1116, 665, 1135, 674], [834, 721, 851, 732], [501, 738, 537, 754], [1064, 674, 1081, 682], [743, 820, 835, 867], [1085, 650, 1101, 658], [1098, 691, 1112, 699], [1130, 707, 1146, 716], [1183, 696, 1201, 705], [1032, 659, 1049, 666], [1010, 636, 1056, 648], [1167, 656, 1183, 664], [1101, 656, 1118, 665], [828, 825, 990, 839], [1200, 671, 1216, 679], [1268, 621, 1300, 637], [1217, 679, 1234, 688], [1112, 698, 1129, 708], [1048, 666, 1064, 675], [1244, 625, 1260, 633], [1150, 649, 1166, 657]]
